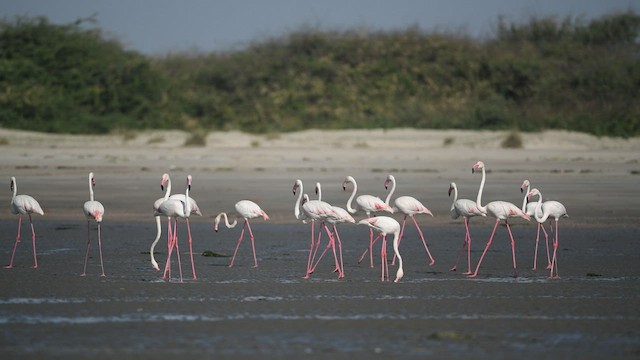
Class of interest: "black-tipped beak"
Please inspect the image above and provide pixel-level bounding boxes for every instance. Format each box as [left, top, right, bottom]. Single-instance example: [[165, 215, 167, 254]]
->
[[161, 185, 164, 191]]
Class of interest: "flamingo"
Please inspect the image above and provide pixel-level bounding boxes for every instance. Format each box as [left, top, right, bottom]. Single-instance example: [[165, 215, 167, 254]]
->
[[520, 180, 551, 270], [81, 172, 106, 277], [150, 173, 202, 271], [213, 200, 269, 268], [469, 161, 530, 278], [5, 177, 44, 269], [448, 182, 485, 274], [154, 175, 196, 282], [292, 179, 336, 279], [384, 174, 435, 266], [307, 182, 354, 279], [357, 216, 404, 283], [342, 176, 394, 268], [527, 188, 568, 279]]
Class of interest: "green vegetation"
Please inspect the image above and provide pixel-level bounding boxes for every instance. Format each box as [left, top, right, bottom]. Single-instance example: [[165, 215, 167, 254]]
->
[[1, 13, 639, 137]]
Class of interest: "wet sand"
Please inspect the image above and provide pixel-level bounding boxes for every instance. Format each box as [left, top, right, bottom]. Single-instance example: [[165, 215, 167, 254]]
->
[[0, 129, 639, 358]]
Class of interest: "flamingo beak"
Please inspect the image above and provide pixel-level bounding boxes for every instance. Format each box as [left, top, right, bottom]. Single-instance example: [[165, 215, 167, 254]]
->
[[448, 187, 452, 197]]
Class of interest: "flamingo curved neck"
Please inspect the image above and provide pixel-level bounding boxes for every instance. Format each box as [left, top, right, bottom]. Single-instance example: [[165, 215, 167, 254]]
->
[[345, 178, 358, 214], [294, 181, 304, 220], [521, 183, 531, 212], [392, 230, 403, 282], [384, 176, 396, 206], [11, 177, 17, 200], [184, 182, 191, 217], [315, 183, 322, 201], [534, 193, 549, 223], [476, 167, 488, 214], [215, 212, 238, 229], [450, 183, 458, 211], [88, 175, 95, 202], [164, 177, 172, 202]]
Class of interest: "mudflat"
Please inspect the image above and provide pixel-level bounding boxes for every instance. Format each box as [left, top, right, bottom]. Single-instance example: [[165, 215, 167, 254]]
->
[[0, 128, 639, 358]]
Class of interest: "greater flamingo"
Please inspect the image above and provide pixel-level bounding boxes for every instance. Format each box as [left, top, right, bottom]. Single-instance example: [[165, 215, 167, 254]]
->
[[448, 182, 485, 274], [520, 179, 551, 270], [82, 172, 106, 277], [307, 182, 354, 279], [150, 173, 202, 271], [469, 161, 530, 278], [384, 174, 435, 266], [527, 188, 568, 279], [357, 216, 404, 283], [5, 177, 44, 269], [292, 179, 336, 279], [214, 200, 269, 268], [342, 175, 394, 268], [154, 175, 196, 282]]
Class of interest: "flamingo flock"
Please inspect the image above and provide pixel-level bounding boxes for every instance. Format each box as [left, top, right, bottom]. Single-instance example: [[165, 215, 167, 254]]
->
[[3, 160, 569, 283]]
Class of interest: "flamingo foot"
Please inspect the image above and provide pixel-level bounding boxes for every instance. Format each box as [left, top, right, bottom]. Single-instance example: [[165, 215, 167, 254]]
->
[[467, 273, 478, 278], [4, 265, 13, 269], [449, 265, 457, 271], [100, 274, 106, 278], [80, 273, 86, 277], [252, 264, 259, 268], [463, 271, 473, 275], [429, 259, 435, 266], [228, 264, 234, 268], [546, 264, 552, 270]]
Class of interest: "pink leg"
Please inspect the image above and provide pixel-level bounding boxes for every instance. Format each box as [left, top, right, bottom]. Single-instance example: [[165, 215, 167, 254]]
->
[[326, 225, 341, 277], [411, 216, 435, 266], [505, 220, 518, 278], [81, 220, 91, 276], [5, 216, 22, 269], [464, 217, 472, 274], [334, 225, 345, 278], [450, 218, 470, 272], [369, 225, 374, 268], [97, 222, 105, 277], [229, 223, 245, 268], [29, 215, 38, 269], [304, 220, 316, 279], [468, 220, 500, 278], [542, 224, 551, 269], [173, 219, 183, 283], [550, 220, 560, 279], [245, 220, 259, 268], [186, 218, 197, 279], [309, 225, 336, 274], [163, 218, 173, 279], [358, 233, 381, 264], [380, 235, 389, 281], [310, 224, 325, 271], [533, 223, 540, 270]]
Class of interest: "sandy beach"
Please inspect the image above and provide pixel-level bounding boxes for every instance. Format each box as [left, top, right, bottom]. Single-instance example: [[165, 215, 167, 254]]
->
[[0, 128, 639, 358]]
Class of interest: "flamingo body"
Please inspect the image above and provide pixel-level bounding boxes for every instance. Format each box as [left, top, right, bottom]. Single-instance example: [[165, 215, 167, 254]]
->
[[357, 216, 404, 283], [448, 182, 485, 274], [215, 200, 269, 268], [5, 177, 43, 269], [528, 188, 568, 279]]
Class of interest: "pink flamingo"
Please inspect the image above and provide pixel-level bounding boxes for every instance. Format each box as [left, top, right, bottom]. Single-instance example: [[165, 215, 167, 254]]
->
[[81, 172, 106, 277], [527, 188, 568, 279], [469, 161, 530, 278], [292, 179, 336, 279], [214, 200, 269, 268], [357, 216, 404, 283], [155, 175, 196, 282], [5, 177, 44, 269], [384, 174, 435, 266], [343, 176, 394, 268], [448, 182, 485, 274], [308, 182, 354, 279], [520, 180, 551, 270], [150, 173, 202, 271]]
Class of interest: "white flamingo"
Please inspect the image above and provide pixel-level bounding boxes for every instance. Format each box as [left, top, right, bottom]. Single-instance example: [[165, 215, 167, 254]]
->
[[384, 174, 435, 266], [527, 188, 568, 279], [342, 176, 394, 268], [448, 182, 485, 274], [357, 216, 404, 283], [292, 179, 336, 279], [5, 177, 44, 269], [308, 182, 354, 279], [469, 161, 530, 278], [82, 172, 106, 277], [214, 200, 269, 268], [150, 173, 202, 272], [154, 175, 196, 282], [520, 179, 551, 270]]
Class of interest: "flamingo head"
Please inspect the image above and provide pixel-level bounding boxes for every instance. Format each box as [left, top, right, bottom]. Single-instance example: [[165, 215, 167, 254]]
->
[[10, 176, 16, 192], [394, 267, 404, 283], [527, 188, 541, 201], [302, 194, 309, 205], [160, 173, 169, 191], [90, 173, 96, 188], [342, 176, 354, 191], [520, 179, 530, 193], [472, 161, 485, 174], [315, 182, 321, 196], [384, 174, 395, 189], [186, 175, 193, 191], [448, 182, 455, 197], [292, 179, 302, 195]]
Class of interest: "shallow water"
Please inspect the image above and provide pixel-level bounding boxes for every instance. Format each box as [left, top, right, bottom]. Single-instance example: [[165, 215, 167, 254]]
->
[[0, 220, 639, 358]]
